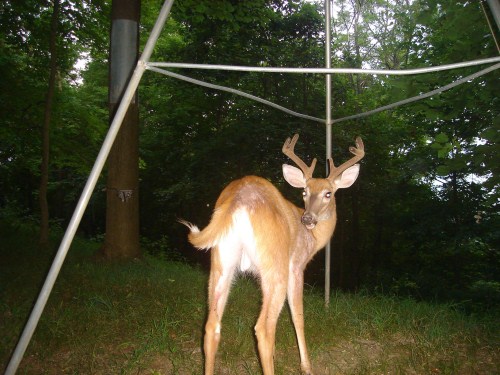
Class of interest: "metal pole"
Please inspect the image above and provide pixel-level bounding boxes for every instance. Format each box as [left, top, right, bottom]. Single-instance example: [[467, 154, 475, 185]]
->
[[4, 1, 175, 374], [147, 56, 500, 74], [486, 0, 500, 31], [324, 0, 332, 307]]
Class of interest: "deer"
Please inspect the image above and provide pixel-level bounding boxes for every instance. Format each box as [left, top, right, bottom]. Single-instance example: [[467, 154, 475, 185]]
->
[[180, 134, 364, 375]]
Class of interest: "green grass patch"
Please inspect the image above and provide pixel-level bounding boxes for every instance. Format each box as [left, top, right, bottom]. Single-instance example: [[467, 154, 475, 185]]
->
[[1, 222, 498, 374]]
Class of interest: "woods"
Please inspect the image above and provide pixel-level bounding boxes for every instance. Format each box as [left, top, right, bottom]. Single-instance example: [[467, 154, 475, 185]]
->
[[0, 0, 499, 312]]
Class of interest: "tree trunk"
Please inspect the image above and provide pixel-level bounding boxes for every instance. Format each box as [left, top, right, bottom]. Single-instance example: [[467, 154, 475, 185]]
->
[[39, 0, 60, 248], [101, 0, 141, 260]]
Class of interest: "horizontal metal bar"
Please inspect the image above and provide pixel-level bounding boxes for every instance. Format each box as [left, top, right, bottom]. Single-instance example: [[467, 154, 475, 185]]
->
[[147, 56, 500, 76]]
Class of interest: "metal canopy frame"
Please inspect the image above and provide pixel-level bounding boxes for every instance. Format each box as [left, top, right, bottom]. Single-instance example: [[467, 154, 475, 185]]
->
[[5, 0, 500, 373]]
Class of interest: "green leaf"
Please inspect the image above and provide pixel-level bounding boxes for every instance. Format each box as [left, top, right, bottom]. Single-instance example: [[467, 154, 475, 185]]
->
[[435, 133, 449, 143], [436, 165, 451, 176]]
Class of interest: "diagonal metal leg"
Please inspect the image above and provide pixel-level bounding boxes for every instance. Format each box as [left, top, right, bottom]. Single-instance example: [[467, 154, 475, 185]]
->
[[4, 1, 175, 374]]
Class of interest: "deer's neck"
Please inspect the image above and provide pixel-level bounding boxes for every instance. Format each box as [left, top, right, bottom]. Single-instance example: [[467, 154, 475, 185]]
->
[[287, 198, 338, 265], [312, 202, 337, 251]]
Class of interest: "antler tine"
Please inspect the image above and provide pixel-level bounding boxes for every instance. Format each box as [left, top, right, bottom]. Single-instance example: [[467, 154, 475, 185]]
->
[[282, 134, 317, 180], [327, 136, 365, 181]]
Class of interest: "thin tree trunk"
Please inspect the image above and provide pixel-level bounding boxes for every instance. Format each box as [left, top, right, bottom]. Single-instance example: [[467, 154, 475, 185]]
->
[[39, 0, 60, 248]]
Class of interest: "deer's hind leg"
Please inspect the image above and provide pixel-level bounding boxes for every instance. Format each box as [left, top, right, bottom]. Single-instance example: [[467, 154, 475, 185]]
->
[[204, 245, 237, 375]]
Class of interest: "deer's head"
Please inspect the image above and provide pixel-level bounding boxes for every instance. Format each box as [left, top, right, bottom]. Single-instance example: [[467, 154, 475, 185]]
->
[[282, 134, 365, 229]]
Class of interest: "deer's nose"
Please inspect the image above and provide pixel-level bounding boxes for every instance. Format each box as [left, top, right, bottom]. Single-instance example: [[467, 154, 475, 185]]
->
[[301, 213, 317, 229]]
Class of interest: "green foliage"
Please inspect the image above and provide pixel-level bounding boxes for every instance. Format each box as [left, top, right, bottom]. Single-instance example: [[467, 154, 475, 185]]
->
[[0, 0, 110, 234], [1, 0, 498, 310]]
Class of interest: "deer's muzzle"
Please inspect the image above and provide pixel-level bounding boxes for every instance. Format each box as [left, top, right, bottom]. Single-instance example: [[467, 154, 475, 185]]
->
[[301, 213, 316, 230]]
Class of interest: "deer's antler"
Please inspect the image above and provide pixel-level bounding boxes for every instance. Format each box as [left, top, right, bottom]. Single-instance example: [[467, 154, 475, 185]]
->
[[327, 137, 365, 181], [282, 134, 317, 180]]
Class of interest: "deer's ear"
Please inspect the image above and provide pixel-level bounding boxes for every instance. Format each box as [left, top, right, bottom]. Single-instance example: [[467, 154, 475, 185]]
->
[[334, 164, 360, 188], [283, 164, 307, 188]]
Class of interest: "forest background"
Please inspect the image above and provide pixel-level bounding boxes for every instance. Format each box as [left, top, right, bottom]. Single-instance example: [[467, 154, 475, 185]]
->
[[0, 0, 499, 312]]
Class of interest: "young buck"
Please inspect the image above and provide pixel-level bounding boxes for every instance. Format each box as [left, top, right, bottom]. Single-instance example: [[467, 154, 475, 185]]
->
[[181, 134, 364, 375]]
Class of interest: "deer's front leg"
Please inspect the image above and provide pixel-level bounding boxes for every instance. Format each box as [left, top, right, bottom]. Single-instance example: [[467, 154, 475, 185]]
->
[[255, 272, 287, 375], [288, 266, 313, 375]]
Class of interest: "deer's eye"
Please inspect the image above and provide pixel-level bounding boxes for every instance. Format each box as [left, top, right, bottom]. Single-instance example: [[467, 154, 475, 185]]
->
[[325, 192, 332, 199]]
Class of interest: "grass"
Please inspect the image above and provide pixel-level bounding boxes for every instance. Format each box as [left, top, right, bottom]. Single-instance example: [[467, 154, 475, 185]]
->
[[1, 222, 499, 374]]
